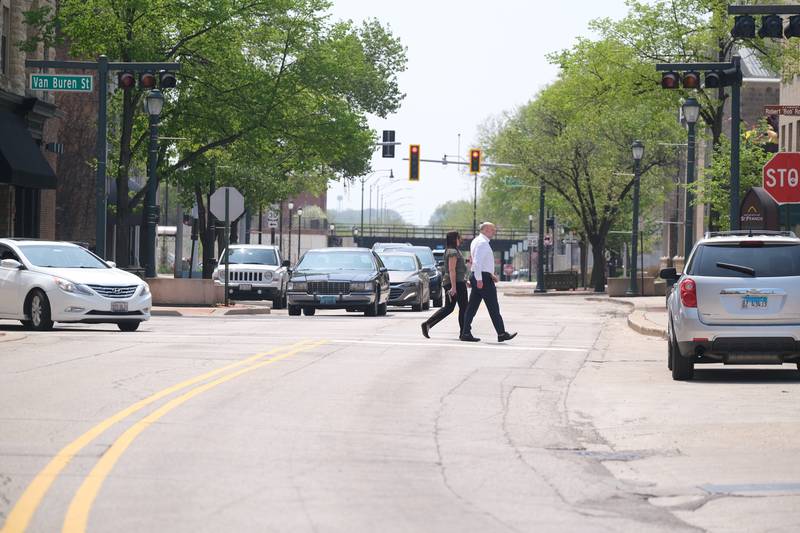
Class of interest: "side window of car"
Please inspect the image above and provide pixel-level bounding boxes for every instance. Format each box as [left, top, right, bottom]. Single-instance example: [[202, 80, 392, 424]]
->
[[0, 245, 20, 262]]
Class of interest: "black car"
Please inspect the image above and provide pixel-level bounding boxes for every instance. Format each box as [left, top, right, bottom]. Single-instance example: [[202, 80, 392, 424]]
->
[[286, 248, 390, 316], [372, 244, 443, 307]]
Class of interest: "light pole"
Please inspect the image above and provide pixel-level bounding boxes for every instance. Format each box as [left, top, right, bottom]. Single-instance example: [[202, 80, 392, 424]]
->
[[626, 140, 645, 296], [287, 201, 294, 264], [682, 98, 701, 259], [142, 89, 164, 278], [535, 181, 547, 293], [360, 169, 393, 237], [528, 214, 534, 282], [296, 207, 303, 262], [353, 227, 360, 247]]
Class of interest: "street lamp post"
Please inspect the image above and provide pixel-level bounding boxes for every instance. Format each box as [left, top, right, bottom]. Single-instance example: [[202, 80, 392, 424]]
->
[[287, 202, 294, 264], [528, 214, 534, 282], [626, 140, 645, 296], [360, 170, 393, 238], [142, 90, 164, 278], [535, 181, 547, 293], [682, 98, 701, 259], [296, 208, 303, 262]]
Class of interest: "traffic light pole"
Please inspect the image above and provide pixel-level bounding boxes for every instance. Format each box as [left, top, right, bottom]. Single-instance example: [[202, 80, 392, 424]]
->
[[730, 56, 742, 230], [535, 181, 546, 293], [25, 57, 180, 259]]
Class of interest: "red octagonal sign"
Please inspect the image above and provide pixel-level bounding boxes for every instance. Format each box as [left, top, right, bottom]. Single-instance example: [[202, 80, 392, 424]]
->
[[764, 152, 800, 204]]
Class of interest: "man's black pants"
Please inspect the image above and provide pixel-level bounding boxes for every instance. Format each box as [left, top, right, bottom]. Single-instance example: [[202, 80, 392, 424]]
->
[[461, 272, 505, 336], [425, 281, 468, 332]]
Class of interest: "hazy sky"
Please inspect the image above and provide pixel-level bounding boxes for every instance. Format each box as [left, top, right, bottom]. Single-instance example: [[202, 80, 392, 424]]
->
[[325, 0, 632, 226]]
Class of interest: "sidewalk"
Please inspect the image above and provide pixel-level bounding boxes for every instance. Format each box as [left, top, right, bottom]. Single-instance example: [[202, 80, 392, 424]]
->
[[601, 296, 668, 339], [152, 303, 271, 317]]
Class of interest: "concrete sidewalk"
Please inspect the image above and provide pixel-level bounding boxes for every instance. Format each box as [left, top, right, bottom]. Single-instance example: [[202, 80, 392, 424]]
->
[[601, 296, 668, 339], [151, 303, 271, 317]]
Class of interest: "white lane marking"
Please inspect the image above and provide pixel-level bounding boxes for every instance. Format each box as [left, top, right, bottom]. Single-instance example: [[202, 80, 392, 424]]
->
[[330, 339, 589, 352]]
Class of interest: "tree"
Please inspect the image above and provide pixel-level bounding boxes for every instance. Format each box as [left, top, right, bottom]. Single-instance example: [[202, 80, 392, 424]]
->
[[428, 200, 475, 227], [28, 1, 406, 276], [486, 38, 682, 291]]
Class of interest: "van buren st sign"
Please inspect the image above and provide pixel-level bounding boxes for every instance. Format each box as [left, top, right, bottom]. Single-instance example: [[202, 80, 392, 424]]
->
[[30, 74, 93, 92]]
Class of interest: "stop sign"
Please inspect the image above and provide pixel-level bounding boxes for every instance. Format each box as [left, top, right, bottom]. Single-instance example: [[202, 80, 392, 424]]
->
[[763, 152, 800, 204]]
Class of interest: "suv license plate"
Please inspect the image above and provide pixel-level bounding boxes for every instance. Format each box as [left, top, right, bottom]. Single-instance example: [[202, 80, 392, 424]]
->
[[319, 295, 337, 305], [742, 296, 768, 309], [239, 284, 252, 291], [111, 302, 128, 313]]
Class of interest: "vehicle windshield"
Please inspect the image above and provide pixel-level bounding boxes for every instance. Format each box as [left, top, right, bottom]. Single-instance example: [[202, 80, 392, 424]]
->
[[380, 255, 417, 271], [20, 245, 109, 269], [222, 248, 278, 266], [690, 243, 800, 278], [298, 251, 376, 271], [409, 247, 435, 267]]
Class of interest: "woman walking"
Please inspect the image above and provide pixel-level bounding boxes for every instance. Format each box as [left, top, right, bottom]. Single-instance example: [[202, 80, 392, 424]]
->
[[421, 231, 469, 339]]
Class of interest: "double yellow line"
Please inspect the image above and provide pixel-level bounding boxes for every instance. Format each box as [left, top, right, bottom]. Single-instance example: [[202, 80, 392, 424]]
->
[[1, 339, 326, 533]]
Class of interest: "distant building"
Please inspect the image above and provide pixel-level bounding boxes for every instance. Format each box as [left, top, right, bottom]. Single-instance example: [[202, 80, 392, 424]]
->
[[0, 0, 60, 239]]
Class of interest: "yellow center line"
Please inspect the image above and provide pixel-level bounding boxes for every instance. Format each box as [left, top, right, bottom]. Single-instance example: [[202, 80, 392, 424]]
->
[[0, 340, 315, 533], [62, 339, 328, 533]]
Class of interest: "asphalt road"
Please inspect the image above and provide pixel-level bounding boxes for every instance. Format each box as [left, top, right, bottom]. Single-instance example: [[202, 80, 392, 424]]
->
[[1, 294, 799, 532]]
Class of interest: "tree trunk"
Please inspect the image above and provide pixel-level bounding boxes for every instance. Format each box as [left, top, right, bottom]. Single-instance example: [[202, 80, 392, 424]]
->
[[579, 237, 588, 288], [589, 236, 607, 293], [114, 90, 137, 267]]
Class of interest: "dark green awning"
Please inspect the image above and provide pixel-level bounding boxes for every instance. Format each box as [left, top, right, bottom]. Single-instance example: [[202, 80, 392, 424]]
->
[[0, 112, 56, 189]]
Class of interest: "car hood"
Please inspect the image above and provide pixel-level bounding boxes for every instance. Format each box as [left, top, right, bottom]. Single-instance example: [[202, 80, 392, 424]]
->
[[389, 271, 417, 284], [291, 270, 376, 282], [33, 267, 144, 286]]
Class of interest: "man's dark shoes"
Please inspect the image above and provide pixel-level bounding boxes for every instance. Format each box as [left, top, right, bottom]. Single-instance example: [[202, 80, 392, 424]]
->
[[460, 334, 481, 342], [421, 323, 430, 339], [498, 332, 517, 343]]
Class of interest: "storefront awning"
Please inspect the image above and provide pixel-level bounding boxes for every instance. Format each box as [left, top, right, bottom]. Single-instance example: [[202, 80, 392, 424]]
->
[[0, 112, 56, 189]]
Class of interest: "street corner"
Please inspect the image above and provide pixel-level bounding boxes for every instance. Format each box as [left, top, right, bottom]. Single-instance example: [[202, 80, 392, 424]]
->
[[627, 309, 668, 339]]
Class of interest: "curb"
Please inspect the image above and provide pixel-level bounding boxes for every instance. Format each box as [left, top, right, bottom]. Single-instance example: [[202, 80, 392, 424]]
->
[[587, 297, 667, 339], [505, 291, 601, 298], [151, 307, 271, 317]]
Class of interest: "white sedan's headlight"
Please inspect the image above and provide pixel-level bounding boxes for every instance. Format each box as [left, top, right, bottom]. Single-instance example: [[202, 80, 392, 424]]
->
[[54, 277, 93, 295], [288, 281, 306, 291], [140, 283, 150, 296], [351, 282, 373, 291]]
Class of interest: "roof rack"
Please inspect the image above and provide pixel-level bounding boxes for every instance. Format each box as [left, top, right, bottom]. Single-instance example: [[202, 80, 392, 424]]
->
[[704, 230, 797, 239]]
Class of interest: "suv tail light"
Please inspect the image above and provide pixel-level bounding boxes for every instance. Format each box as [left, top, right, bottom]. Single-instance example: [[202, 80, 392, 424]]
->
[[680, 278, 697, 308]]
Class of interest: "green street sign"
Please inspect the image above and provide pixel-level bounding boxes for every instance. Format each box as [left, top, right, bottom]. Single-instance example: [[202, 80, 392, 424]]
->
[[504, 177, 523, 188], [30, 74, 93, 92]]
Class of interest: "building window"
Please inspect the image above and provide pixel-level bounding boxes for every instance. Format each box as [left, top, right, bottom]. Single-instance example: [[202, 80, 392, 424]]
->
[[1, 7, 8, 75], [782, 125, 786, 151], [790, 123, 794, 154]]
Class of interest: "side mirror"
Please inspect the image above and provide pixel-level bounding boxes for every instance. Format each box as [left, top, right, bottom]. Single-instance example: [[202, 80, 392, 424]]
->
[[106, 261, 117, 268], [282, 260, 291, 268], [659, 267, 679, 280], [379, 267, 388, 274], [0, 259, 22, 270]]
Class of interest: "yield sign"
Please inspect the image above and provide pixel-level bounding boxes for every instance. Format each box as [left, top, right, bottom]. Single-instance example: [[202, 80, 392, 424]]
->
[[763, 152, 800, 204], [209, 187, 245, 220]]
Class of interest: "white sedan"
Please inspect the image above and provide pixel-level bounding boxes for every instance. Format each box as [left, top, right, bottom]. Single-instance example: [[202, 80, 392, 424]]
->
[[0, 239, 151, 331]]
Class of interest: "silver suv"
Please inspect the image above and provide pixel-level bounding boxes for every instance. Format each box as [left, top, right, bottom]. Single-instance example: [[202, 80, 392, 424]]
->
[[661, 231, 800, 381]]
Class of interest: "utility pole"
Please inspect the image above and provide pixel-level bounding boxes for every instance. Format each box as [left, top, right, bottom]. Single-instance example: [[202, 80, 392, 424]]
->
[[535, 182, 546, 293]]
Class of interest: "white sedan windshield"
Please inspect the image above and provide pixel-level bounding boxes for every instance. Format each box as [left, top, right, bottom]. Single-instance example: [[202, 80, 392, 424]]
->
[[20, 245, 109, 269]]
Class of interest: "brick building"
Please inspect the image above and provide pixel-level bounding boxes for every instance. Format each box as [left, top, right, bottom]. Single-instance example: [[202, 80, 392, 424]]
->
[[0, 0, 61, 239]]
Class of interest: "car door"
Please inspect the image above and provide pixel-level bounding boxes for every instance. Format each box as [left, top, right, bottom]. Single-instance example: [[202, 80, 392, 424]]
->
[[0, 244, 24, 316], [372, 253, 390, 301]]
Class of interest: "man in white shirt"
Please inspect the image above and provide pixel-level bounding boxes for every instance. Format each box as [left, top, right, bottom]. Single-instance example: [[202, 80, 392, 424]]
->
[[460, 222, 517, 343]]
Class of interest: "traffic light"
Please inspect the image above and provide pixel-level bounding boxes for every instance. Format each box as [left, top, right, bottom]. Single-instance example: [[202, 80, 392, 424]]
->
[[758, 15, 783, 38], [682, 71, 700, 89], [159, 71, 177, 89], [786, 16, 800, 38], [731, 15, 756, 39], [470, 149, 481, 174], [118, 72, 135, 90], [139, 71, 157, 89], [660, 72, 680, 89], [409, 144, 420, 181], [705, 65, 742, 88], [382, 130, 395, 158]]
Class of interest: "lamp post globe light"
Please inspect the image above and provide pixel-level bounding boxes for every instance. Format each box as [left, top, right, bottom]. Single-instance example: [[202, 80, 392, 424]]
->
[[297, 207, 303, 262], [287, 202, 294, 264], [143, 90, 165, 278], [682, 98, 701, 259], [626, 140, 645, 296]]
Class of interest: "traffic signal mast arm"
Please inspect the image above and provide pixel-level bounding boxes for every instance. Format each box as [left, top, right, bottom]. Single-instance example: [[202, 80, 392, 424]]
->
[[655, 62, 735, 72], [728, 5, 800, 15], [26, 59, 181, 71], [401, 156, 516, 169]]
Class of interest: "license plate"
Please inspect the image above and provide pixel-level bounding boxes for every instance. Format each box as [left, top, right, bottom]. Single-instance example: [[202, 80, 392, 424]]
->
[[111, 302, 128, 313], [742, 296, 768, 309], [319, 295, 337, 305], [239, 284, 252, 291]]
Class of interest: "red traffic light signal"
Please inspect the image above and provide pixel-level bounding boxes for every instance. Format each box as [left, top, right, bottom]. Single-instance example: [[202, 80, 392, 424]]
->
[[139, 71, 157, 89], [409, 145, 420, 181], [470, 149, 481, 173], [159, 71, 177, 89], [118, 72, 135, 90], [661, 72, 680, 89], [682, 71, 700, 89]]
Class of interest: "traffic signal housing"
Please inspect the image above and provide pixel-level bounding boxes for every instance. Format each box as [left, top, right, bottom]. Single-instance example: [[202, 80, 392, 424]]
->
[[731, 15, 756, 39], [382, 130, 395, 158], [470, 149, 481, 174], [661, 72, 680, 89], [118, 72, 135, 90], [705, 65, 743, 89], [159, 71, 177, 89], [786, 16, 800, 38], [409, 144, 420, 181], [758, 15, 784, 38], [139, 71, 157, 89], [682, 71, 701, 89]]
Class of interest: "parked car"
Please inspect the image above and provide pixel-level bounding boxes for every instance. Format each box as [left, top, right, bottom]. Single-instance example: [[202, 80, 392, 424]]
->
[[377, 252, 430, 311], [213, 245, 290, 308], [371, 244, 443, 307], [661, 231, 800, 381], [0, 239, 151, 331], [286, 248, 390, 316]]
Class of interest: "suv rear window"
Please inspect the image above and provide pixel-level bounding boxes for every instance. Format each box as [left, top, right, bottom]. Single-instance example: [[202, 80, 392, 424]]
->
[[690, 243, 800, 277]]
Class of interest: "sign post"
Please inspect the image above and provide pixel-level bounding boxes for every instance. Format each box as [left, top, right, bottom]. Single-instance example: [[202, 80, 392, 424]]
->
[[209, 187, 245, 306]]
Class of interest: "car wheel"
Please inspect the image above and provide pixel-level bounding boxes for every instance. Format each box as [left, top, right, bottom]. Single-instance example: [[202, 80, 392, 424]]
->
[[272, 294, 285, 310], [27, 290, 53, 331], [378, 303, 387, 316], [302, 307, 316, 316], [365, 290, 380, 317], [412, 301, 423, 312], [671, 333, 694, 381], [288, 305, 301, 316], [667, 323, 673, 371], [117, 322, 141, 332]]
